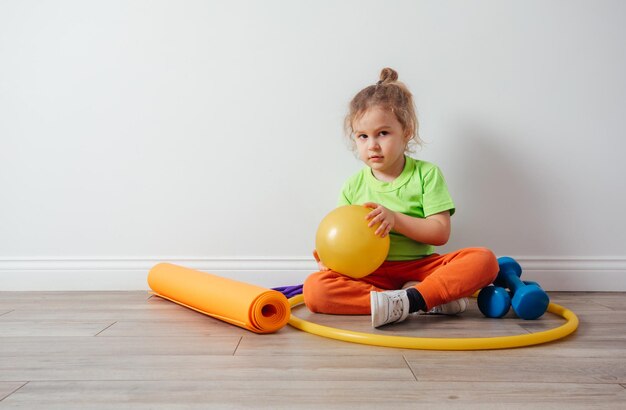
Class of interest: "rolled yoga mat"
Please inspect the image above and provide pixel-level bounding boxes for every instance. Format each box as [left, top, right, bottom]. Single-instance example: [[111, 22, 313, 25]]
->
[[148, 263, 291, 334]]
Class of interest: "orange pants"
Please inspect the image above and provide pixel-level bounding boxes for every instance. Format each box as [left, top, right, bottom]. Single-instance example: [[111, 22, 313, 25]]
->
[[303, 247, 498, 314]]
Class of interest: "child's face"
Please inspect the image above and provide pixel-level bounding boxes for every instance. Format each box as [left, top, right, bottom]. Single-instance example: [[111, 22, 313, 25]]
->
[[352, 106, 410, 179]]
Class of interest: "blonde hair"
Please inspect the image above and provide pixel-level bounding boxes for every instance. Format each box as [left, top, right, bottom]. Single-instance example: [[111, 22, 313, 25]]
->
[[344, 67, 421, 152]]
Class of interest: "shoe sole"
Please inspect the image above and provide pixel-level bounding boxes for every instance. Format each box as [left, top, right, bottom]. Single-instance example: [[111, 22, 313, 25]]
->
[[428, 297, 469, 315], [370, 291, 383, 327]]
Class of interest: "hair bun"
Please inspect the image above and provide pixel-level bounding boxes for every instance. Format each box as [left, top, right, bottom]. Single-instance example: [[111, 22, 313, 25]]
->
[[379, 67, 399, 84]]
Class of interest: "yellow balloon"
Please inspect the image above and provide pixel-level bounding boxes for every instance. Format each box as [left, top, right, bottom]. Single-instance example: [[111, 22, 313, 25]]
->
[[315, 205, 390, 278]]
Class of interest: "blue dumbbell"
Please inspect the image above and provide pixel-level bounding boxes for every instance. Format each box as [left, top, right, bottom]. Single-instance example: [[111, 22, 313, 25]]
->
[[523, 280, 541, 288], [495, 257, 549, 320], [477, 258, 525, 318], [477, 285, 511, 318]]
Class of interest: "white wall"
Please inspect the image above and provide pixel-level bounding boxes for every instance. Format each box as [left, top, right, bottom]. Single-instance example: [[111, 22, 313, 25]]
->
[[1, 0, 625, 290]]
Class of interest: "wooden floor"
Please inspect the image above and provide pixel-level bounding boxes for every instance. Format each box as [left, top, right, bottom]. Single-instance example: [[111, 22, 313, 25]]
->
[[0, 291, 624, 409]]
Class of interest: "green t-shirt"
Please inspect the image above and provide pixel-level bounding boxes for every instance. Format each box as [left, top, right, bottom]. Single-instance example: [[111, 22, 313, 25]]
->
[[338, 156, 455, 261]]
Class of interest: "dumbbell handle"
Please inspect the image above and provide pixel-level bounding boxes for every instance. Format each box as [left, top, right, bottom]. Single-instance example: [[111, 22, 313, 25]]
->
[[502, 269, 525, 293], [523, 280, 541, 288]]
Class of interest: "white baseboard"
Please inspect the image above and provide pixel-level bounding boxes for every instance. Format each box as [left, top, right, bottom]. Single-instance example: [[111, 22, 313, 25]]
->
[[0, 256, 625, 291], [506, 257, 626, 291]]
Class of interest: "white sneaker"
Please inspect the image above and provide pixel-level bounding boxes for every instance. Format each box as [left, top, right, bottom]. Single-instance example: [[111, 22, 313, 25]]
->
[[370, 290, 410, 328], [402, 281, 468, 315], [427, 297, 469, 315]]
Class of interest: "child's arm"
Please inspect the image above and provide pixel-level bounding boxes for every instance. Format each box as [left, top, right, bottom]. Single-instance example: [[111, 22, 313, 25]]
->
[[393, 211, 451, 246], [313, 249, 330, 271], [364, 202, 451, 246]]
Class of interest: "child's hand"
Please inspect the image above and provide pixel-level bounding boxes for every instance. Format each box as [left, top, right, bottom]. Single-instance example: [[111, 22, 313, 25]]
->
[[313, 249, 330, 271], [364, 202, 395, 238]]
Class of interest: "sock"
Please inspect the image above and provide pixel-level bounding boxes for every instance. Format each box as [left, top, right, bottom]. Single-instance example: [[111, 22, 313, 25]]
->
[[406, 287, 427, 313]]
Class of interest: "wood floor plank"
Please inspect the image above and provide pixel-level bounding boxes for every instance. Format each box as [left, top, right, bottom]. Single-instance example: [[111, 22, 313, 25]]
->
[[0, 336, 241, 357], [550, 292, 626, 310], [522, 320, 626, 341], [97, 318, 253, 337], [0, 355, 413, 382], [0, 382, 27, 402], [236, 331, 408, 356], [550, 299, 613, 315], [567, 310, 626, 324], [594, 296, 626, 310], [508, 309, 625, 327], [0, 294, 194, 322], [1, 381, 624, 409], [1, 306, 219, 322], [0, 320, 114, 337], [404, 354, 626, 384], [0, 291, 151, 309], [400, 342, 625, 367]]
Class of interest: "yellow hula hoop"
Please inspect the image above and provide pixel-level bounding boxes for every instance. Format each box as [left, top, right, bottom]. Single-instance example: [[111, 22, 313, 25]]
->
[[287, 294, 579, 350]]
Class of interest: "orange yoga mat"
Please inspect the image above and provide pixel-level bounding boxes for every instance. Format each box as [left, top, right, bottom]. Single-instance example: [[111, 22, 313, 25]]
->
[[147, 263, 290, 334]]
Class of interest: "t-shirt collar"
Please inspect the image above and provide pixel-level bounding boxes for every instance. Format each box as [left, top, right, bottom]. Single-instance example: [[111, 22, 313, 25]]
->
[[365, 155, 415, 192]]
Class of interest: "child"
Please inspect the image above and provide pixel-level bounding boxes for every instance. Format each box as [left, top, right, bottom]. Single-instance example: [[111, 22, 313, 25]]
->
[[304, 68, 499, 327]]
